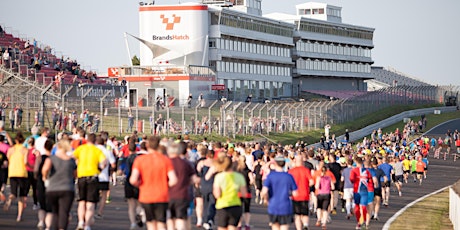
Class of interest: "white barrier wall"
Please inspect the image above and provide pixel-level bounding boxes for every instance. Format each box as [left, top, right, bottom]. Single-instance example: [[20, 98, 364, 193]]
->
[[450, 186, 460, 230]]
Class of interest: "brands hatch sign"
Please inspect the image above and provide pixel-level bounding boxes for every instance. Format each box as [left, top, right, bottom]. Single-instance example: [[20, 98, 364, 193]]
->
[[61, 84, 127, 100], [153, 14, 190, 40]]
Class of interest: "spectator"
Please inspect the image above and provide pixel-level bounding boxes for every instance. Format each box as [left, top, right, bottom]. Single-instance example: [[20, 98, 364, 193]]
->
[[2, 50, 10, 67]]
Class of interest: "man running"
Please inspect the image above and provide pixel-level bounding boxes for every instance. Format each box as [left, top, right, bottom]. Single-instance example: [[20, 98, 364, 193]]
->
[[95, 135, 116, 219], [340, 158, 354, 219], [377, 157, 393, 206], [74, 133, 107, 230], [393, 156, 404, 196], [289, 154, 313, 230], [350, 157, 373, 230], [129, 136, 178, 230], [261, 156, 298, 230]]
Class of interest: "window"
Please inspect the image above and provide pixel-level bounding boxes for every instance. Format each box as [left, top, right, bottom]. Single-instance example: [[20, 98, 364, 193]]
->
[[319, 8, 324, 14]]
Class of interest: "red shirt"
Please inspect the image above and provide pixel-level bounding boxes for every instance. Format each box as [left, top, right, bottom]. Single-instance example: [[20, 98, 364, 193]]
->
[[132, 151, 174, 203], [288, 166, 313, 201], [456, 139, 460, 147]]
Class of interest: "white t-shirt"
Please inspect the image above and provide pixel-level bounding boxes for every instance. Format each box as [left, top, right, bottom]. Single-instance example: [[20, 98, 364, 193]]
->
[[97, 145, 116, 182], [35, 136, 48, 155]]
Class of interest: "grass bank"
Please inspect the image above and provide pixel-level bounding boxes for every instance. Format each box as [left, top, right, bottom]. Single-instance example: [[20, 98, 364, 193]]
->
[[389, 189, 453, 230]]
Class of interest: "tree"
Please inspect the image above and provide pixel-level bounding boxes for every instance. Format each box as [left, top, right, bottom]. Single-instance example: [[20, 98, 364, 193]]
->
[[131, 55, 140, 66]]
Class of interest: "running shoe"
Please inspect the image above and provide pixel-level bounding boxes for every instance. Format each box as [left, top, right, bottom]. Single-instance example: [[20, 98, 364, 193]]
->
[[355, 224, 361, 230], [37, 222, 45, 230], [129, 223, 137, 230], [94, 214, 103, 220], [315, 221, 321, 227], [341, 208, 345, 213], [106, 197, 111, 204], [399, 191, 402, 197], [331, 208, 337, 215], [33, 204, 39, 210], [302, 225, 309, 230], [245, 225, 250, 230], [75, 225, 84, 230]]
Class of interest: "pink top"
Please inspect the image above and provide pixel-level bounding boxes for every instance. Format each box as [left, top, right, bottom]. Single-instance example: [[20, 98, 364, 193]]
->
[[318, 176, 332, 195], [0, 143, 9, 155], [26, 149, 37, 172]]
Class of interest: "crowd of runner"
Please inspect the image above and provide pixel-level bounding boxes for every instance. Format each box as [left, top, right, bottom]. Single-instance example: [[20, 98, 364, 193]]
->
[[0, 115, 459, 230]]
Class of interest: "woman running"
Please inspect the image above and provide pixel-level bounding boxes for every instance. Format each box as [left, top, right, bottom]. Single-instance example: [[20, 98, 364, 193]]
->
[[35, 139, 54, 229], [25, 137, 39, 210], [43, 140, 76, 230], [4, 132, 28, 222], [213, 155, 247, 230], [315, 165, 334, 229]]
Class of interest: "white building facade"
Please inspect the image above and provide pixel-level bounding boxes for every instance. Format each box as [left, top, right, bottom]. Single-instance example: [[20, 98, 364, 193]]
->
[[111, 1, 374, 104]]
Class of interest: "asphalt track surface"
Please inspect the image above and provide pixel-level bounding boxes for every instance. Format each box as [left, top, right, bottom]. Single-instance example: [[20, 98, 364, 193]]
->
[[1, 119, 460, 230]]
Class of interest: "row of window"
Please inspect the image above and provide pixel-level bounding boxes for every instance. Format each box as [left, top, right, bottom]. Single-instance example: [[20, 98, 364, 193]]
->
[[296, 21, 373, 40], [295, 40, 372, 58], [216, 61, 291, 76], [212, 13, 294, 38], [212, 38, 291, 58], [296, 59, 371, 73], [217, 79, 288, 99]]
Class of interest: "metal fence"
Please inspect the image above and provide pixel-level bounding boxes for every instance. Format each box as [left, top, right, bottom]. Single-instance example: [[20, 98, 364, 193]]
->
[[1, 62, 459, 138]]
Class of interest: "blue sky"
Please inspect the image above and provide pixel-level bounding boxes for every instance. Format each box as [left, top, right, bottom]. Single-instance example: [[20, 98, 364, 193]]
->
[[1, 0, 459, 85]]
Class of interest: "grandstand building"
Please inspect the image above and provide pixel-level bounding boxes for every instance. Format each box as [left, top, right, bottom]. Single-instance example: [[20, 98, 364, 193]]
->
[[109, 1, 375, 105]]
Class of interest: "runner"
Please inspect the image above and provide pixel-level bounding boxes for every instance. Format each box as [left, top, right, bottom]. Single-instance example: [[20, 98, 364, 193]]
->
[[340, 158, 354, 219], [261, 156, 298, 230], [369, 158, 385, 222], [213, 154, 247, 230], [401, 155, 411, 184], [95, 135, 116, 219], [315, 165, 334, 230], [129, 136, 178, 230], [415, 156, 426, 185], [4, 132, 28, 222], [350, 157, 373, 230], [124, 136, 143, 230], [377, 156, 392, 206], [25, 137, 39, 210], [73, 133, 107, 230], [326, 153, 342, 215], [193, 144, 207, 227], [197, 149, 217, 230], [236, 154, 253, 230], [167, 141, 197, 230], [35, 139, 53, 230], [0, 135, 8, 203], [288, 154, 313, 230], [363, 158, 377, 228], [42, 140, 76, 230], [393, 156, 404, 196]]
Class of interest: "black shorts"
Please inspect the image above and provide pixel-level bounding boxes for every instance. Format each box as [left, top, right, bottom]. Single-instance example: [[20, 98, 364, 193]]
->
[[417, 172, 424, 175], [216, 206, 242, 227], [193, 185, 202, 198], [241, 198, 251, 213], [9, 177, 28, 197], [77, 177, 100, 203], [268, 214, 293, 225], [142, 202, 168, 223], [395, 175, 404, 183], [317, 194, 331, 211], [168, 199, 189, 219], [403, 170, 409, 174], [382, 181, 391, 188], [374, 188, 382, 198], [98, 182, 110, 191], [292, 200, 309, 215], [124, 183, 139, 199], [255, 179, 263, 190]]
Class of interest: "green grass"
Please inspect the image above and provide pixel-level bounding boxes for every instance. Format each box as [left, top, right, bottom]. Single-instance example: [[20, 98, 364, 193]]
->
[[390, 189, 453, 230]]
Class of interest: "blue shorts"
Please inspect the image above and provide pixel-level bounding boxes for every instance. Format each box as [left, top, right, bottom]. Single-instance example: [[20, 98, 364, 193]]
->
[[354, 192, 368, 206], [367, 192, 374, 205]]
